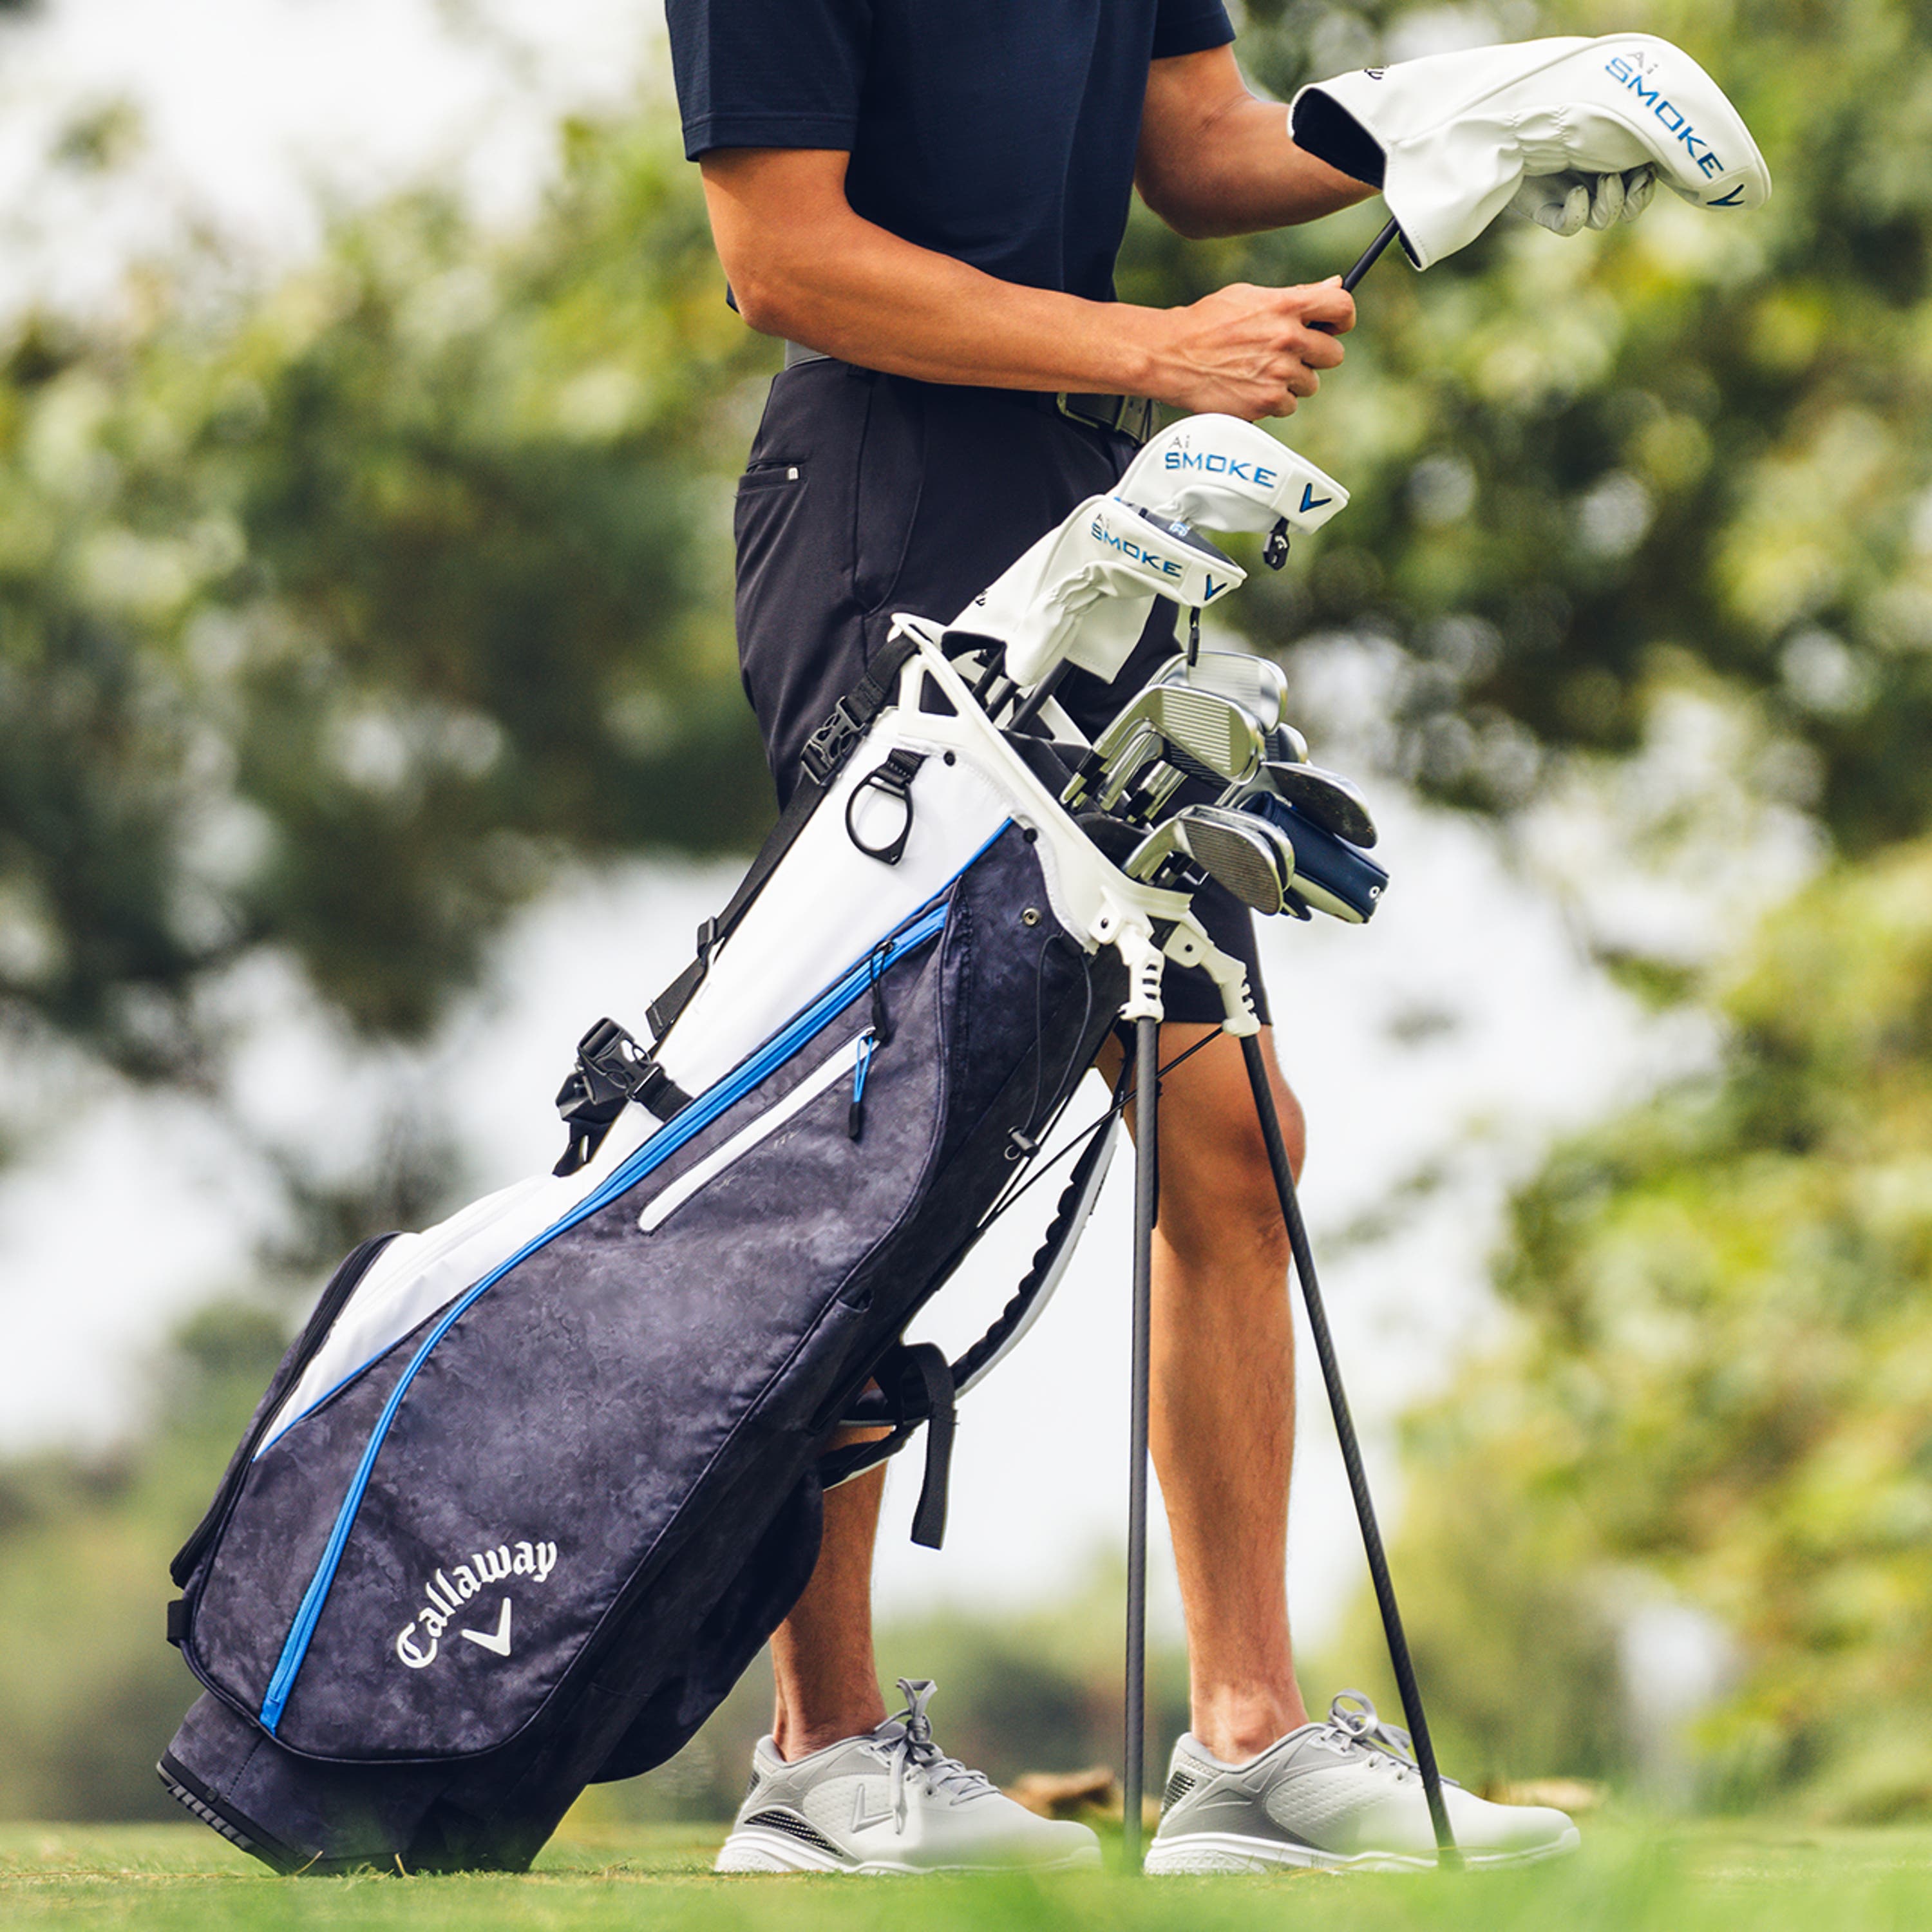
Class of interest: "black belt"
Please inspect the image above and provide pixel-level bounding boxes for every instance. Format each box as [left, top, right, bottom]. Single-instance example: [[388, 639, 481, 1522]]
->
[[782, 341, 1154, 446]]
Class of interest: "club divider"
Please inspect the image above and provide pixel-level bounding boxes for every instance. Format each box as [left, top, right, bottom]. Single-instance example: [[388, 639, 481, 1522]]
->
[[1238, 1031, 1460, 1867], [1122, 1014, 1159, 1873]]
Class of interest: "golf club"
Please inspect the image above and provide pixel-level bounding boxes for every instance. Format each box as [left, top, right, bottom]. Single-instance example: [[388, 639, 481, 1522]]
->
[[1123, 803, 1296, 916], [1267, 721, 1310, 766], [1241, 793, 1389, 923], [1068, 684, 1267, 813], [1153, 650, 1289, 732], [1236, 760, 1379, 849]]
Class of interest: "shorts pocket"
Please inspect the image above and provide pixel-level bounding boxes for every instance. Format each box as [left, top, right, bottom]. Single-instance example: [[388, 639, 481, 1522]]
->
[[737, 460, 804, 496]]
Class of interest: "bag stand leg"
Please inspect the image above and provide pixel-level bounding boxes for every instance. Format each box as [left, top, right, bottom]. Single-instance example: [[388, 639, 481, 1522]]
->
[[1121, 1015, 1160, 1871], [1238, 1031, 1459, 1867], [1115, 1019, 1459, 1872]]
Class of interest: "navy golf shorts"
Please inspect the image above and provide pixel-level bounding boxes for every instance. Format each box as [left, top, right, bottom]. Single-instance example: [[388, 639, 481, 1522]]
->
[[732, 359, 1269, 1030]]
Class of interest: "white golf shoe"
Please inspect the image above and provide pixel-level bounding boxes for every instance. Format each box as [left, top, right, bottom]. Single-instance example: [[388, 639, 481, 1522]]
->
[[714, 1678, 1101, 1875], [1144, 1690, 1580, 1873]]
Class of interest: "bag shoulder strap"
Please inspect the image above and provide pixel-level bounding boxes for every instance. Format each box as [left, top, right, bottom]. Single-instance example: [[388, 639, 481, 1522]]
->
[[646, 628, 924, 1043]]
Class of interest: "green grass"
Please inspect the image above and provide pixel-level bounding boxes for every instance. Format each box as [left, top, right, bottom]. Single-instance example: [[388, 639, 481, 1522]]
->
[[6, 1817, 1932, 1929]]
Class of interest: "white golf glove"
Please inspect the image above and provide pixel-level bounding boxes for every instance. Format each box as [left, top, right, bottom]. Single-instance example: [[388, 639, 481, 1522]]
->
[[1510, 163, 1655, 236]]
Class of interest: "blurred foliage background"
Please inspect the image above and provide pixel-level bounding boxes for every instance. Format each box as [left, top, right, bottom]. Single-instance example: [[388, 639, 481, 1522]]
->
[[4, 0, 1932, 1828]]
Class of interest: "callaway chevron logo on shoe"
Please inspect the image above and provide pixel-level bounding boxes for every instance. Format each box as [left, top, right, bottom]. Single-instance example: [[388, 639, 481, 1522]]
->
[[1145, 1690, 1582, 1873], [714, 1679, 1101, 1875]]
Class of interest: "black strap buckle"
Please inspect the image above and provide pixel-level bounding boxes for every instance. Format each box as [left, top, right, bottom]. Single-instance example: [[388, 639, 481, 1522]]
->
[[800, 697, 866, 786], [553, 1018, 690, 1176]]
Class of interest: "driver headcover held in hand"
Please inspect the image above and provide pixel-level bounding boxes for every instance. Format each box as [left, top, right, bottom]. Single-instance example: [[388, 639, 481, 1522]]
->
[[1291, 33, 1772, 269]]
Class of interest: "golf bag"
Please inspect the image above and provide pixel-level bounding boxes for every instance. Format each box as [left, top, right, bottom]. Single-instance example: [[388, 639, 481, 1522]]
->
[[156, 625, 1188, 1874]]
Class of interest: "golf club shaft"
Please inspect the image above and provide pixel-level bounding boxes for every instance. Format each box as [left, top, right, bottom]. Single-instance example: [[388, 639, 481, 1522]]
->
[[1238, 1032, 1459, 1865], [1312, 216, 1401, 334], [1006, 660, 1070, 734], [1344, 217, 1401, 292], [1122, 1014, 1159, 1871]]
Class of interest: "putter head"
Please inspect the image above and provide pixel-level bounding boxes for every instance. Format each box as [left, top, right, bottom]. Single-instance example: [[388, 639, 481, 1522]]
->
[[1124, 803, 1297, 915], [1260, 761, 1378, 849], [1153, 651, 1288, 733]]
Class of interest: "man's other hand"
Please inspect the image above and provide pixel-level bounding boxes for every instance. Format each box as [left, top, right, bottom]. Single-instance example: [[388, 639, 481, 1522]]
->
[[1143, 278, 1354, 421]]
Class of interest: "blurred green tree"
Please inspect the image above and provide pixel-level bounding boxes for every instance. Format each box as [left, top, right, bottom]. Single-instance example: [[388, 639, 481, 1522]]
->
[[1355, 838, 1932, 1815], [0, 117, 770, 1080]]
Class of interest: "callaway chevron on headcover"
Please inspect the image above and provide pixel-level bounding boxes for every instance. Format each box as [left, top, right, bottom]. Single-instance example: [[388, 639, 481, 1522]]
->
[[1292, 34, 1772, 269]]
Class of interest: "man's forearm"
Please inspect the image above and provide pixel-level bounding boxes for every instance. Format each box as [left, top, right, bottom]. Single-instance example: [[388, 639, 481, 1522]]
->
[[706, 166, 1164, 394], [701, 149, 1354, 422]]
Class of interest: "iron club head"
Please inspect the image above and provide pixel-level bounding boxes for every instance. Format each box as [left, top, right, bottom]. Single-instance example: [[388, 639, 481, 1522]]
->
[[1153, 651, 1289, 734], [1071, 683, 1268, 815], [1123, 803, 1298, 915], [1256, 761, 1378, 849]]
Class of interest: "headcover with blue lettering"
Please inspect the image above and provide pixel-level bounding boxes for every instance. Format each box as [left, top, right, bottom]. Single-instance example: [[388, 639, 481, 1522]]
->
[[1292, 34, 1772, 270]]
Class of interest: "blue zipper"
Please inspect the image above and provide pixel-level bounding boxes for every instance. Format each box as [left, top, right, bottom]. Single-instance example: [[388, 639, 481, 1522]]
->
[[256, 887, 965, 1732]]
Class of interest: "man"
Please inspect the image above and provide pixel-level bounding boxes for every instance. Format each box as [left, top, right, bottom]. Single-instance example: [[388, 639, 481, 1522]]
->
[[664, 0, 1583, 1874]]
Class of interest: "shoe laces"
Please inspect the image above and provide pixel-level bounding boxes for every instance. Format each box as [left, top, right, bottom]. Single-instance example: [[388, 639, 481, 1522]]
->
[[1320, 1690, 1425, 1781], [876, 1678, 992, 1832]]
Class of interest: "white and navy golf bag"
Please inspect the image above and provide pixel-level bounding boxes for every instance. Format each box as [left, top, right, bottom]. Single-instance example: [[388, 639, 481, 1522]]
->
[[159, 615, 1251, 1874]]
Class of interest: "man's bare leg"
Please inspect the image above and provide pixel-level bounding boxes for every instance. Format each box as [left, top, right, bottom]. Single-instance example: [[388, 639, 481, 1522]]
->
[[1128, 1023, 1311, 1763], [770, 1458, 889, 1759], [770, 1023, 1308, 1767]]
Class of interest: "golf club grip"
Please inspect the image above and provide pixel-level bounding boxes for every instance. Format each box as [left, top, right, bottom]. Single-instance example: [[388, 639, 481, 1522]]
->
[[1122, 1016, 1159, 1873], [1309, 216, 1399, 332], [1238, 1033, 1460, 1865]]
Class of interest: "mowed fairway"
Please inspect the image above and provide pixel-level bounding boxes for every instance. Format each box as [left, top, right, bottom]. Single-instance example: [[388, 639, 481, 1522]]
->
[[7, 1819, 1932, 1931]]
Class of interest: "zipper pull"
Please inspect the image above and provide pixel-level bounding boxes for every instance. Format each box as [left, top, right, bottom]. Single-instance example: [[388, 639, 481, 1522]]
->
[[869, 943, 895, 1046], [848, 1031, 878, 1141]]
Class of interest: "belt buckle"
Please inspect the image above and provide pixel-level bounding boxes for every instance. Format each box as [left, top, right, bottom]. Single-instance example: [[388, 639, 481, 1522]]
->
[[1056, 391, 1154, 446]]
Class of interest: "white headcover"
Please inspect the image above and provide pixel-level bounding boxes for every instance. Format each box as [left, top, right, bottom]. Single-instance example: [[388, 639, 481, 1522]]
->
[[1114, 415, 1349, 535], [1293, 34, 1772, 269], [958, 493, 1246, 688]]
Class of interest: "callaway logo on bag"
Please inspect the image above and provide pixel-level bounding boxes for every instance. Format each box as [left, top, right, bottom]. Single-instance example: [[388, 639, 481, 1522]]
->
[[394, 1539, 559, 1670]]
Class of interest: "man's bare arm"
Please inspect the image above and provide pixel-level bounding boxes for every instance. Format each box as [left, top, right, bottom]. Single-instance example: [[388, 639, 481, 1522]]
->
[[1138, 45, 1372, 240], [700, 147, 1352, 423]]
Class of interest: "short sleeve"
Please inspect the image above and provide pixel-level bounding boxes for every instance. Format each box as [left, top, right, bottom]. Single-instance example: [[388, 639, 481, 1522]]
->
[[664, 0, 872, 159], [1151, 0, 1235, 60]]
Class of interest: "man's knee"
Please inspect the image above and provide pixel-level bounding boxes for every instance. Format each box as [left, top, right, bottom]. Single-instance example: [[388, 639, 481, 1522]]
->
[[1158, 1056, 1303, 1273]]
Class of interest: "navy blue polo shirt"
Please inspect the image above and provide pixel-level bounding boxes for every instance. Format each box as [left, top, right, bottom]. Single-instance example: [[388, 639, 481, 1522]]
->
[[665, 0, 1235, 303]]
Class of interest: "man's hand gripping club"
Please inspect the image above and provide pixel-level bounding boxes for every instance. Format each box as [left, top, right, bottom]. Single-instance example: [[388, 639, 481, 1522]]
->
[[1146, 278, 1354, 422]]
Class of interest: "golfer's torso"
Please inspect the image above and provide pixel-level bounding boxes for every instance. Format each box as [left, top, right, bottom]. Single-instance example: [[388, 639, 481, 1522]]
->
[[667, 0, 1235, 299], [845, 0, 1165, 299]]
